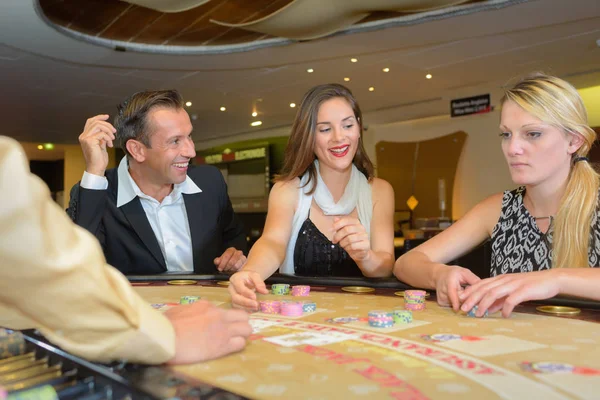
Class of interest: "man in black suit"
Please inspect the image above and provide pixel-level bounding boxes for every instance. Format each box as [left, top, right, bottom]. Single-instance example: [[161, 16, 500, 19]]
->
[[67, 90, 247, 275]]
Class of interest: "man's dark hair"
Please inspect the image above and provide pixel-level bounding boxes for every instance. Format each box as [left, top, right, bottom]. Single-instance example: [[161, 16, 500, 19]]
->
[[114, 90, 184, 157]]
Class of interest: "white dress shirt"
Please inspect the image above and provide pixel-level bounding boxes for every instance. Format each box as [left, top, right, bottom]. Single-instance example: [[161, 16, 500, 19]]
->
[[81, 157, 202, 272]]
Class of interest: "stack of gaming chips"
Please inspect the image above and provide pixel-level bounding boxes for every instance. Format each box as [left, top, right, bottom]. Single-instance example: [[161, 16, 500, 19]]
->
[[259, 300, 281, 314], [302, 301, 317, 313], [291, 285, 311, 296], [271, 284, 290, 295], [258, 300, 317, 315], [393, 309, 413, 324], [368, 310, 394, 328], [467, 305, 489, 318], [180, 295, 200, 304], [404, 290, 426, 311], [280, 301, 304, 317]]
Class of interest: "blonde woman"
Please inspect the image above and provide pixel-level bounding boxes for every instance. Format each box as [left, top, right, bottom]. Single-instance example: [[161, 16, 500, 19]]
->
[[394, 73, 600, 317], [229, 84, 395, 310]]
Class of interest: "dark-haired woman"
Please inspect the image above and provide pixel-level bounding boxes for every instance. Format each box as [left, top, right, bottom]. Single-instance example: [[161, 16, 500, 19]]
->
[[229, 84, 395, 310]]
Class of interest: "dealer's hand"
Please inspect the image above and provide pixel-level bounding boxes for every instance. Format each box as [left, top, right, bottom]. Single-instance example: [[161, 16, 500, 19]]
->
[[165, 300, 251, 364]]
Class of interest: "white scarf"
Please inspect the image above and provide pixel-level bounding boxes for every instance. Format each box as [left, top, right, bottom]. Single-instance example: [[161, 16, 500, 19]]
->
[[279, 160, 372, 274]]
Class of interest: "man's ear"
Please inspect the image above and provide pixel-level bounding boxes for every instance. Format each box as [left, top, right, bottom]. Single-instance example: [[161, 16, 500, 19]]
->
[[126, 139, 146, 163], [568, 132, 585, 155]]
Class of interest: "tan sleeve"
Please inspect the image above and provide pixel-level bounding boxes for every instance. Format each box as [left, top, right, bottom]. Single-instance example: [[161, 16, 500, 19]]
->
[[0, 137, 175, 364]]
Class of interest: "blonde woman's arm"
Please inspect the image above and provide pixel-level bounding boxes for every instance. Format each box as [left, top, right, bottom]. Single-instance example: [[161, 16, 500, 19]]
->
[[394, 194, 503, 310]]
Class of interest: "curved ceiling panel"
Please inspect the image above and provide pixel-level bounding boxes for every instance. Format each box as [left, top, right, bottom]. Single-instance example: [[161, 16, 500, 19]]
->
[[211, 0, 471, 40], [123, 0, 211, 13], [39, 0, 490, 50]]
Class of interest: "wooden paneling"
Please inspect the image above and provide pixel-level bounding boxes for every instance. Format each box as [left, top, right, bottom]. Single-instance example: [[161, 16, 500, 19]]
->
[[39, 0, 479, 47], [376, 131, 467, 220], [39, 0, 291, 46]]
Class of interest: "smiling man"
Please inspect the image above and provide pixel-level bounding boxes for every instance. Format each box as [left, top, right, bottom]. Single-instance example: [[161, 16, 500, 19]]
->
[[67, 90, 247, 275]]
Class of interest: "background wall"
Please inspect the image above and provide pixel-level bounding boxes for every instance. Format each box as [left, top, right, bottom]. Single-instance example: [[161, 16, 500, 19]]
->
[[197, 84, 598, 220], [365, 109, 512, 220]]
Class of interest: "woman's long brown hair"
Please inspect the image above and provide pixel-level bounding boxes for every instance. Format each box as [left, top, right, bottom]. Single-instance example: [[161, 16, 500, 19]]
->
[[275, 83, 374, 194]]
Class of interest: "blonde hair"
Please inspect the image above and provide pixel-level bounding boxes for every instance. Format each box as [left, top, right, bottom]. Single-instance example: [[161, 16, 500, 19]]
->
[[502, 73, 599, 268], [275, 83, 374, 194]]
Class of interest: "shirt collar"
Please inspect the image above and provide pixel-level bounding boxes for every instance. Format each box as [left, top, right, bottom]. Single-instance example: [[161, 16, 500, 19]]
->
[[116, 157, 202, 207]]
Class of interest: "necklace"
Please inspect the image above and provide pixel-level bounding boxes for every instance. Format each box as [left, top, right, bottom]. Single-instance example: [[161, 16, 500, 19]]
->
[[533, 216, 554, 220]]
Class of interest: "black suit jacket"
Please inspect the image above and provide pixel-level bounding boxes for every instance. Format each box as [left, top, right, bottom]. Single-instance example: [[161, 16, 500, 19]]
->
[[67, 165, 247, 275]]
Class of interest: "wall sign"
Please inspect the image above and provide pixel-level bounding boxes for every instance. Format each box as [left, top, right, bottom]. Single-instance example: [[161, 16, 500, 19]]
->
[[451, 94, 491, 117]]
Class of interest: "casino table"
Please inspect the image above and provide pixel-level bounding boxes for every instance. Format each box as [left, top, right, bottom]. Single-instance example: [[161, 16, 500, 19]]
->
[[123, 274, 600, 400]]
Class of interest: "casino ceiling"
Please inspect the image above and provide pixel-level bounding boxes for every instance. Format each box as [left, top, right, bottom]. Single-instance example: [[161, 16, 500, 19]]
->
[[0, 0, 599, 146], [39, 0, 486, 50]]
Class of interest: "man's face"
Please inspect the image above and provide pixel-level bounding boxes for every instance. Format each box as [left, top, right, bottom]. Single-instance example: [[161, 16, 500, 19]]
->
[[141, 107, 196, 186]]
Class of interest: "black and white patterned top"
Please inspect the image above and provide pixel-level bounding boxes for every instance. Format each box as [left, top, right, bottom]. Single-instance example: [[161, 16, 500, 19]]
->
[[490, 186, 600, 276]]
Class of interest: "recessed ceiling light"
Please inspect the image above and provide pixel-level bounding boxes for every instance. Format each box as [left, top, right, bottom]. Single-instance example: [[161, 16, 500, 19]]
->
[[185, 101, 192, 107], [368, 87, 375, 92], [383, 67, 390, 72], [220, 106, 226, 111], [290, 103, 296, 108], [307, 68, 314, 73], [37, 145, 43, 150], [251, 121, 263, 127], [426, 74, 432, 79], [43, 143, 54, 150], [344, 77, 350, 82], [252, 111, 258, 117], [350, 58, 358, 63]]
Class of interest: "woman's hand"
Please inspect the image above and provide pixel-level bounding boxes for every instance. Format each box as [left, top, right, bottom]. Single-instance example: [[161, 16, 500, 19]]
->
[[228, 270, 269, 311], [458, 270, 561, 317], [435, 265, 481, 311], [332, 216, 370, 262]]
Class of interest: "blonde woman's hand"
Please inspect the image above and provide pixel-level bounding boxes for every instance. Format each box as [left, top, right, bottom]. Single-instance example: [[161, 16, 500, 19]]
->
[[435, 265, 480, 311], [458, 270, 561, 318], [228, 269, 268, 311]]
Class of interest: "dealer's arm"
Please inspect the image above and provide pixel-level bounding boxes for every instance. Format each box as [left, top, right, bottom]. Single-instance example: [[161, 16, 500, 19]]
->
[[0, 136, 251, 364]]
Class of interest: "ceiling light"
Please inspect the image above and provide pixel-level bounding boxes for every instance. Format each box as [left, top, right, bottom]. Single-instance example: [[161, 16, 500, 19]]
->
[[252, 111, 258, 117], [307, 68, 314, 73], [344, 77, 350, 82], [251, 121, 263, 127], [185, 101, 192, 107], [37, 145, 43, 150], [220, 106, 226, 112], [426, 74, 432, 79], [383, 67, 390, 72], [368, 87, 375, 92], [290, 103, 296, 108], [43, 143, 54, 150], [350, 58, 358, 63]]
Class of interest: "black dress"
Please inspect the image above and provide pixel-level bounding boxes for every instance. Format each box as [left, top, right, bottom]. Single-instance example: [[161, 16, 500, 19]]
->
[[490, 186, 600, 276], [293, 214, 363, 277]]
